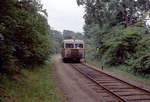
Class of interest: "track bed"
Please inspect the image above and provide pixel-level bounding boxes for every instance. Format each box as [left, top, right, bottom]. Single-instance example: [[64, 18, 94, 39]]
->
[[71, 63, 150, 102]]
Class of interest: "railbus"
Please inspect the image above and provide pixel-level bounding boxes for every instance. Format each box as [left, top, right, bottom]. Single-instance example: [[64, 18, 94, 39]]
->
[[61, 39, 85, 62]]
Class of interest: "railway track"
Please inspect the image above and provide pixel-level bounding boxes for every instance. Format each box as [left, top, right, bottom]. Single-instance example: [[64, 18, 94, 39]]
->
[[71, 63, 150, 102]]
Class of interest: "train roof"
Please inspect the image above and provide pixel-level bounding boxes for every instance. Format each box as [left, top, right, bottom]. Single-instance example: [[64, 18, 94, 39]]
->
[[63, 39, 84, 43]]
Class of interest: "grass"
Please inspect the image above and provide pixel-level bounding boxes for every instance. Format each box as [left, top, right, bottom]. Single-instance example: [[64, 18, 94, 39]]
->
[[86, 58, 150, 83], [0, 56, 64, 102]]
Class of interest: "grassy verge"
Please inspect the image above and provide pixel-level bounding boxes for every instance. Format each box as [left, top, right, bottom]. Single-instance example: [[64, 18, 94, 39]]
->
[[0, 56, 64, 102], [86, 58, 150, 83]]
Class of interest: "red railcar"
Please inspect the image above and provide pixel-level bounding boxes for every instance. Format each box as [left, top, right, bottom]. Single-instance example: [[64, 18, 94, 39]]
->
[[61, 39, 85, 62]]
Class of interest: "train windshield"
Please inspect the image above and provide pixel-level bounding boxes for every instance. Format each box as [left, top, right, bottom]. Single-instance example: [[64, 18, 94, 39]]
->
[[65, 43, 74, 48], [75, 44, 83, 48]]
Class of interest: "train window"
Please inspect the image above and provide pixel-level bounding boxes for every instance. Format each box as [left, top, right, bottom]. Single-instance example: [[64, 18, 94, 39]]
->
[[65, 43, 74, 48], [75, 44, 78, 48], [75, 44, 83, 48], [79, 44, 83, 48]]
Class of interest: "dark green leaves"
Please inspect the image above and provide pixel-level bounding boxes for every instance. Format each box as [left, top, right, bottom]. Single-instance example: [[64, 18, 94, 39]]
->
[[0, 0, 53, 73]]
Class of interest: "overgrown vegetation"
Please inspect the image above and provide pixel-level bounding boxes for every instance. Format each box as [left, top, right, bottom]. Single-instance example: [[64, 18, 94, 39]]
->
[[0, 0, 64, 101], [77, 0, 150, 76], [0, 58, 63, 102], [0, 0, 53, 73]]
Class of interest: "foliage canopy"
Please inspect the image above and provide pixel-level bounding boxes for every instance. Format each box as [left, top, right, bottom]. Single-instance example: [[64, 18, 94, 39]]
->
[[0, 0, 53, 73], [77, 0, 150, 75]]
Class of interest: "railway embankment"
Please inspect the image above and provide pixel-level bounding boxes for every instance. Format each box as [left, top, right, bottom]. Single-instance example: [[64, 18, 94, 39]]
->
[[55, 56, 106, 102], [56, 55, 150, 102], [82, 60, 150, 95], [72, 63, 150, 102]]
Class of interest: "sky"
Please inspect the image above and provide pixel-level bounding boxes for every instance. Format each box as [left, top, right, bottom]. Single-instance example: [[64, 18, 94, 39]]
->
[[41, 0, 85, 33]]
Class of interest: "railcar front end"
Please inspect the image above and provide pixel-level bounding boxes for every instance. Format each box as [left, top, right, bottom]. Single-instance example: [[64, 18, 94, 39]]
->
[[61, 39, 84, 62]]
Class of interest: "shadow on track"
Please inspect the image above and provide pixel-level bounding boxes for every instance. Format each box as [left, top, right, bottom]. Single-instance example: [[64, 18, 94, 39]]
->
[[62, 58, 81, 63]]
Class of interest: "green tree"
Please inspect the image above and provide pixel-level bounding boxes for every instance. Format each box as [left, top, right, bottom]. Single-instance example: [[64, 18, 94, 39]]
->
[[77, 0, 150, 27], [0, 0, 53, 73], [63, 30, 84, 40], [77, 0, 150, 76], [51, 30, 63, 53]]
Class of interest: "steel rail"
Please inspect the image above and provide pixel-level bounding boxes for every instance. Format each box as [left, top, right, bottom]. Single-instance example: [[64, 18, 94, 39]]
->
[[71, 63, 150, 102], [71, 64, 127, 102], [81, 63, 150, 95]]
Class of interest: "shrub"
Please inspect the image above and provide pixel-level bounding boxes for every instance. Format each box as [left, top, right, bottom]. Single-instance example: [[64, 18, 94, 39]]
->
[[130, 35, 150, 75], [132, 54, 150, 75], [101, 27, 145, 66]]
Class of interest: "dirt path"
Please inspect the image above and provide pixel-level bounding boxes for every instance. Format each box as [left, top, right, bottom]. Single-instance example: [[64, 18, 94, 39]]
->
[[55, 56, 107, 102], [55, 55, 150, 102]]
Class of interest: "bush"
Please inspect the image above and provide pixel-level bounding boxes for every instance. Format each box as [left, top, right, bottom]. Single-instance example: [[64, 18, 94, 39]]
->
[[101, 27, 145, 66], [130, 35, 150, 74], [135, 35, 150, 58], [132, 54, 150, 75]]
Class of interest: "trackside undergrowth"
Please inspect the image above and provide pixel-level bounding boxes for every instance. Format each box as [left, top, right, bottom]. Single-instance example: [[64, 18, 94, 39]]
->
[[0, 57, 63, 102]]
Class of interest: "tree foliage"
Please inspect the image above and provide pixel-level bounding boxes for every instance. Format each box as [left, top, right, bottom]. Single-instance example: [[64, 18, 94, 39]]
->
[[77, 0, 150, 75], [0, 0, 53, 74], [77, 0, 150, 27], [63, 30, 84, 40], [51, 30, 63, 53], [102, 27, 145, 66]]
